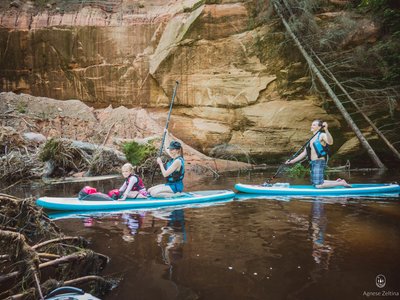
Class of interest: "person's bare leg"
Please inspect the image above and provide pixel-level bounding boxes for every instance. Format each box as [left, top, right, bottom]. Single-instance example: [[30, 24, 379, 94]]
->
[[316, 180, 352, 189], [149, 185, 174, 197], [148, 184, 166, 195], [147, 185, 161, 193], [126, 191, 147, 199]]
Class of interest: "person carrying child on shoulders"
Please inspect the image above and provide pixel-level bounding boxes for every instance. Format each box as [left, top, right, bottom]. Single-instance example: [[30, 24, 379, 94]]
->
[[116, 163, 148, 201], [286, 120, 352, 189], [148, 129, 185, 198]]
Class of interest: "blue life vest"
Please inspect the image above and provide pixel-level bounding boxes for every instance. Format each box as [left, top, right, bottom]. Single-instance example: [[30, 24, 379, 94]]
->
[[166, 157, 185, 183], [306, 133, 329, 161]]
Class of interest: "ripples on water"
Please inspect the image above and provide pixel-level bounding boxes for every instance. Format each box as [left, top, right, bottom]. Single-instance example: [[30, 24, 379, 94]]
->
[[3, 170, 400, 299]]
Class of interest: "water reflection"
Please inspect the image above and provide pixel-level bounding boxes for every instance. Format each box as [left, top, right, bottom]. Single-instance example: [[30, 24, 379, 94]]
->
[[310, 197, 332, 269], [4, 169, 400, 300], [154, 209, 186, 298], [122, 211, 147, 242]]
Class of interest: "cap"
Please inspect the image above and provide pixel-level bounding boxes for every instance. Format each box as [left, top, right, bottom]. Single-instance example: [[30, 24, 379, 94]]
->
[[168, 141, 181, 149]]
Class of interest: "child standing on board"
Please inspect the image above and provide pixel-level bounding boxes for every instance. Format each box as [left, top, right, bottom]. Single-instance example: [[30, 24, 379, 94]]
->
[[148, 129, 185, 198], [118, 163, 148, 201]]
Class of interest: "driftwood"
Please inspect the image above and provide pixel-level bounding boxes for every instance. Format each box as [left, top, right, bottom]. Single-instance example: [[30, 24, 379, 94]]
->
[[0, 230, 40, 285], [0, 194, 113, 299], [39, 137, 127, 178], [39, 252, 89, 269], [32, 237, 88, 250], [6, 275, 112, 300]]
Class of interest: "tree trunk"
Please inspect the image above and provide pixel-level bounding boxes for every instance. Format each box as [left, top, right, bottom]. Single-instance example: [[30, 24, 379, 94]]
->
[[274, 2, 385, 168], [309, 48, 400, 161]]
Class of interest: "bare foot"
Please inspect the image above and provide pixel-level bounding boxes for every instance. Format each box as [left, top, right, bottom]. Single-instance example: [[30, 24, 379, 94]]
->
[[340, 179, 352, 188]]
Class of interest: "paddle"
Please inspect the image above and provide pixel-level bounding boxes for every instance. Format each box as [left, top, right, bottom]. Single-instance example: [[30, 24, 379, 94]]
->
[[262, 125, 325, 186], [151, 80, 179, 184]]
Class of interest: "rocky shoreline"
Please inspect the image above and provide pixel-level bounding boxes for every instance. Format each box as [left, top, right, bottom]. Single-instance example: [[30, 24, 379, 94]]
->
[[0, 92, 251, 185]]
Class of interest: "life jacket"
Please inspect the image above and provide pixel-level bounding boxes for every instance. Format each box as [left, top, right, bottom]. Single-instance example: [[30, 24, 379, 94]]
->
[[166, 157, 185, 183], [126, 174, 146, 191], [306, 132, 329, 161]]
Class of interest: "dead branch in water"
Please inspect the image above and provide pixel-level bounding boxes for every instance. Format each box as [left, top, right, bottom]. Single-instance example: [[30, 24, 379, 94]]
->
[[88, 147, 122, 176], [0, 193, 113, 299], [32, 237, 88, 250], [7, 275, 113, 300], [0, 151, 44, 182], [39, 136, 91, 172]]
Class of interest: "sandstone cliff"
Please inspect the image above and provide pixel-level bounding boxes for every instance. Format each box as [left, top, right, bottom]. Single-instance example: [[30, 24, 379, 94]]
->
[[0, 0, 397, 164]]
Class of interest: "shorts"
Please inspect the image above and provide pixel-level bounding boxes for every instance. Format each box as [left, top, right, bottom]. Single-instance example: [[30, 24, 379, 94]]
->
[[311, 160, 326, 186], [127, 189, 147, 198], [138, 189, 148, 197], [166, 180, 184, 193]]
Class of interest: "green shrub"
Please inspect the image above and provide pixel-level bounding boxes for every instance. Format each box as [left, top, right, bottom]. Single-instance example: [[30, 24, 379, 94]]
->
[[192, 0, 205, 11], [121, 141, 156, 166], [286, 163, 310, 174], [356, 0, 400, 82], [181, 4, 191, 12]]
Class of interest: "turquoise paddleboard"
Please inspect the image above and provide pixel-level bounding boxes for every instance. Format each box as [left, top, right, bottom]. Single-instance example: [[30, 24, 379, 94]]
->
[[36, 190, 235, 211], [235, 183, 400, 196]]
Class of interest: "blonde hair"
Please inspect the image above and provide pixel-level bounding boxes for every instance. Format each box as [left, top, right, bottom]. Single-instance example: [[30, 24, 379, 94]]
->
[[122, 163, 135, 172]]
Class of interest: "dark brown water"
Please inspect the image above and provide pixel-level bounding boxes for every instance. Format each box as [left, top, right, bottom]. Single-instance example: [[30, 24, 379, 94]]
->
[[4, 169, 400, 300]]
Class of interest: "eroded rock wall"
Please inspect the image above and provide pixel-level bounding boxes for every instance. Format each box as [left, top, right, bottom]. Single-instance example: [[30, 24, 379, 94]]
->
[[0, 0, 351, 161]]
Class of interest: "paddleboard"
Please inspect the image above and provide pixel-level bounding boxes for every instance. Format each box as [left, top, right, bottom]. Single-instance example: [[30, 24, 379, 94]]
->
[[46, 198, 234, 220], [44, 287, 100, 300], [37, 190, 235, 211], [235, 183, 400, 196]]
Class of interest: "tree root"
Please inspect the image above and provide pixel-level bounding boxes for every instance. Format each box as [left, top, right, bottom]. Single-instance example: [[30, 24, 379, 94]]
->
[[0, 193, 113, 299]]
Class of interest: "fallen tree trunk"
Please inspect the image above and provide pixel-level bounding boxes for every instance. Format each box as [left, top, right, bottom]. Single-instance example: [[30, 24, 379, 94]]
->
[[280, 0, 400, 162], [274, 1, 385, 169], [310, 48, 400, 161]]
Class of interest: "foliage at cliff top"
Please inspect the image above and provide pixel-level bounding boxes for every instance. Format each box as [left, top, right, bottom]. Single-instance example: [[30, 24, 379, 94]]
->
[[356, 0, 400, 82]]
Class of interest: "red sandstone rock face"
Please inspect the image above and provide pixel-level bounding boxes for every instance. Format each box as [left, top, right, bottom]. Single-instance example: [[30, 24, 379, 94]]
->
[[0, 1, 365, 159]]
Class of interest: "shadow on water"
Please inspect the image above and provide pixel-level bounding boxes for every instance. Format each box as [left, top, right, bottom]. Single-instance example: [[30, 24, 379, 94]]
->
[[1, 169, 400, 299]]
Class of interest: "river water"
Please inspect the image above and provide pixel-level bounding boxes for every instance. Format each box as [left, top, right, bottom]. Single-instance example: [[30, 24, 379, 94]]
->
[[4, 169, 400, 300]]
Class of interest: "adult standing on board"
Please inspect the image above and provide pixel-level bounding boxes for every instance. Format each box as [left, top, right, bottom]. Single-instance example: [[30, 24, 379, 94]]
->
[[286, 120, 352, 189]]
